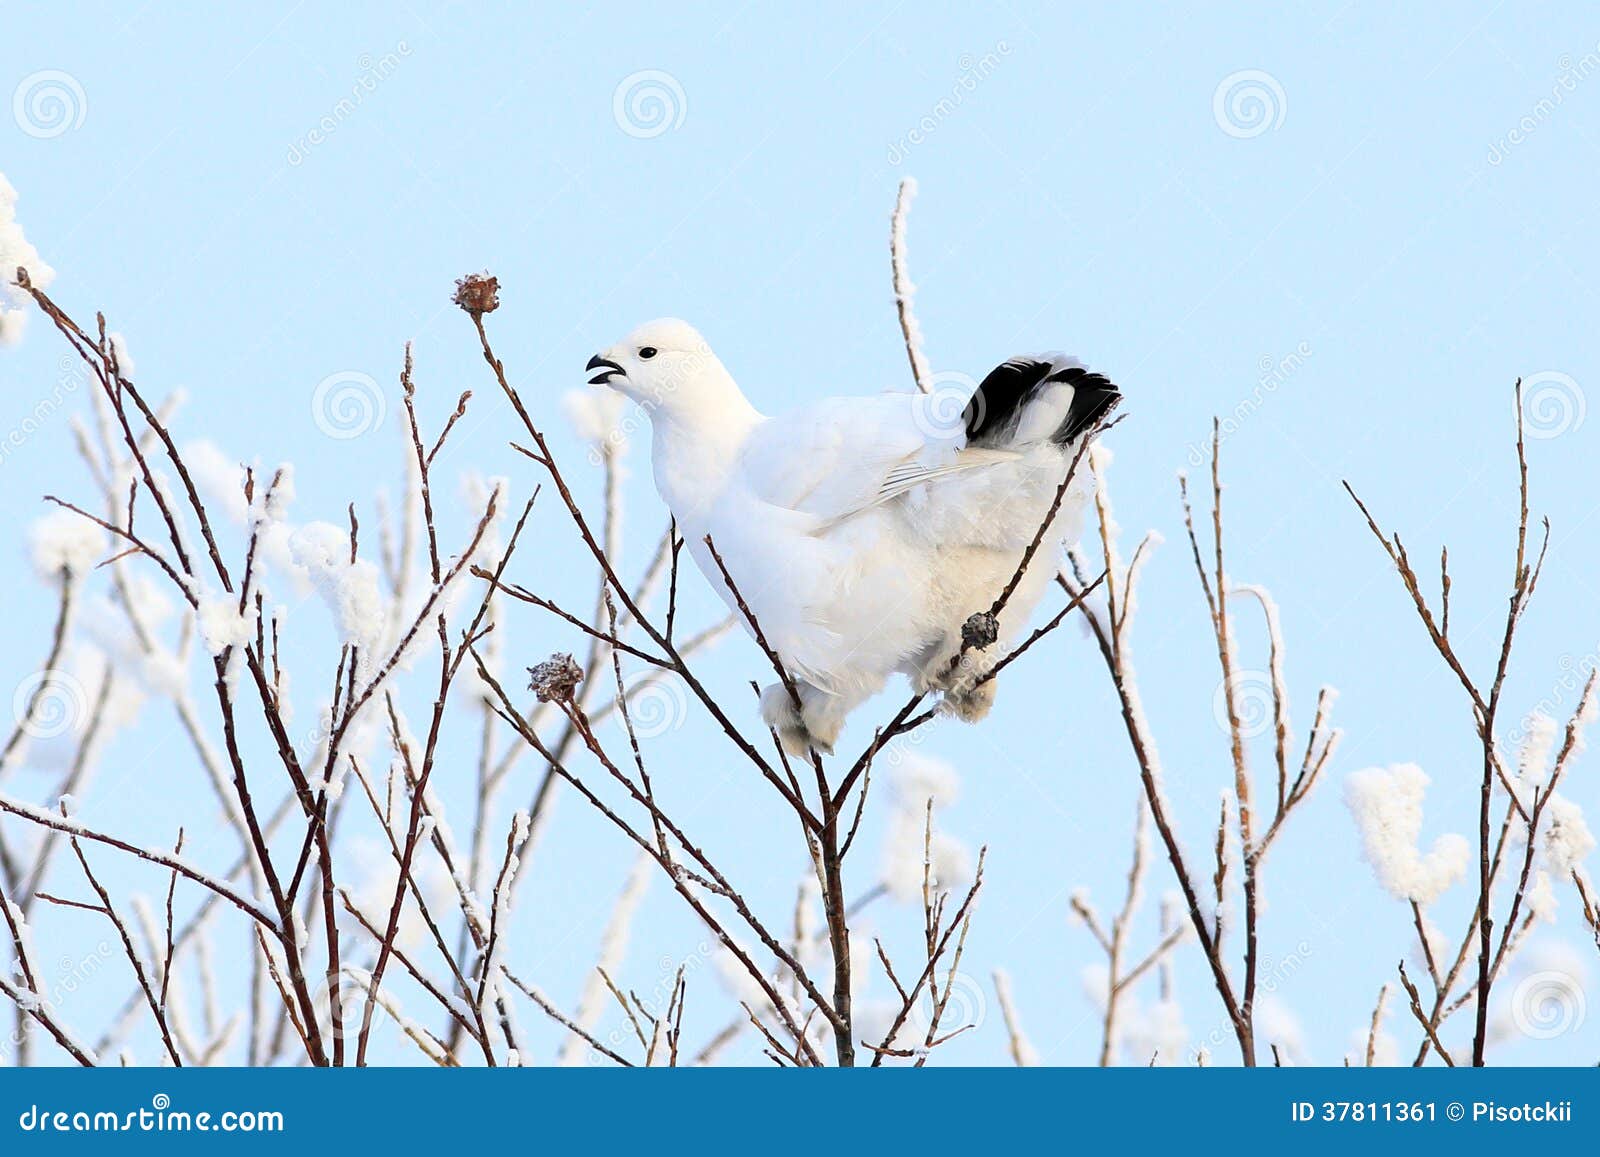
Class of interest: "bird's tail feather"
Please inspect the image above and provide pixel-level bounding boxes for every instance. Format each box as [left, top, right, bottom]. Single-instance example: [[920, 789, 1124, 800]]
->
[[963, 356, 1121, 449]]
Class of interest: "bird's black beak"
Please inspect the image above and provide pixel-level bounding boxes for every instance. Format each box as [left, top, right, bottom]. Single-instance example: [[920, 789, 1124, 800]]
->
[[586, 354, 623, 386]]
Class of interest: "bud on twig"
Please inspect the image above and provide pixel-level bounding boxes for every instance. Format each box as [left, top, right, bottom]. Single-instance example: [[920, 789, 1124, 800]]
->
[[528, 653, 583, 704], [961, 611, 999, 652], [453, 272, 500, 316]]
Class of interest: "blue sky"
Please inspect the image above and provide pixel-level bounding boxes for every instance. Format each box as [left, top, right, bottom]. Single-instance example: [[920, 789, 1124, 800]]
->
[[2, 2, 1599, 1066]]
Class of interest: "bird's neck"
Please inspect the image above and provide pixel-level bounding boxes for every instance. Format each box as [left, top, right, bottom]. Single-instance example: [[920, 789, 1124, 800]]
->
[[649, 373, 762, 526]]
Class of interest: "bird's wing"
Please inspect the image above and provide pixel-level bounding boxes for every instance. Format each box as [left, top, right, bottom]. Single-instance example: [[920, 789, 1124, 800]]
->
[[738, 393, 1016, 528], [736, 395, 923, 519], [840, 447, 1022, 524]]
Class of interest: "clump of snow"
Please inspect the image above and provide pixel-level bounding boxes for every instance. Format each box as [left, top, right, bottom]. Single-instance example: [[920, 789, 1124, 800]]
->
[[890, 751, 961, 810], [141, 650, 187, 699], [1078, 962, 1110, 1007], [123, 574, 175, 628], [1081, 956, 1198, 1066], [247, 464, 299, 602], [1543, 794, 1595, 877], [1349, 1022, 1398, 1066], [712, 938, 773, 1011], [880, 753, 972, 902], [289, 522, 386, 664], [29, 507, 107, 581], [344, 838, 450, 951], [75, 580, 187, 700], [184, 441, 251, 525], [16, 650, 146, 773], [0, 172, 55, 346], [1526, 870, 1558, 923], [1577, 682, 1600, 737], [108, 332, 134, 377], [258, 462, 296, 524], [0, 306, 25, 345], [1414, 913, 1452, 971], [1520, 939, 1592, 990], [197, 595, 256, 656], [1517, 711, 1560, 788], [992, 969, 1040, 1065], [562, 387, 629, 449], [1344, 763, 1469, 905], [1256, 995, 1307, 1064], [1120, 997, 1191, 1066], [1488, 939, 1592, 1046]]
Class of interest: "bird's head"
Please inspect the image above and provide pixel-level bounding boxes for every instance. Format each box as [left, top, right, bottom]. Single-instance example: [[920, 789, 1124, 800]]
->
[[586, 319, 724, 414]]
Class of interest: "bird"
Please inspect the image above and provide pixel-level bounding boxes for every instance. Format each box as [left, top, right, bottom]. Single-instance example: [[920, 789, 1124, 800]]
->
[[585, 319, 1120, 756]]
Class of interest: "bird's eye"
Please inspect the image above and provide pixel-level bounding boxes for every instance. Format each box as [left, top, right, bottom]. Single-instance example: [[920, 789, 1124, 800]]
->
[[638, 346, 658, 360]]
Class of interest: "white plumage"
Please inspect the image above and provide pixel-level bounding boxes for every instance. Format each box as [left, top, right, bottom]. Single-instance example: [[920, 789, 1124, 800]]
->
[[586, 319, 1119, 754]]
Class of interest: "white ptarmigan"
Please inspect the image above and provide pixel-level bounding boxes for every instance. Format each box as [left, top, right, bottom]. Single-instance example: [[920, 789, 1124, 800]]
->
[[586, 320, 1119, 755]]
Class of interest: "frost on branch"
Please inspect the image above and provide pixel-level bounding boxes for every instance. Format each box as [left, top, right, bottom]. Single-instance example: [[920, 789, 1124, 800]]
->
[[1344, 764, 1468, 906], [1544, 796, 1595, 878], [289, 522, 388, 666], [0, 172, 55, 345], [29, 507, 107, 581], [196, 595, 256, 657]]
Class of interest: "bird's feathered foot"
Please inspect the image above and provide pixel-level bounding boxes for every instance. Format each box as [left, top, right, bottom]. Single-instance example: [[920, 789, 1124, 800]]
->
[[912, 641, 1001, 724], [760, 681, 842, 757], [940, 676, 997, 723]]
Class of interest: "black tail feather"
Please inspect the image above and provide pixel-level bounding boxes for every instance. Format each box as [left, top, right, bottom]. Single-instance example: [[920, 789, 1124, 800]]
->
[[963, 356, 1121, 448], [1051, 364, 1121, 444]]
